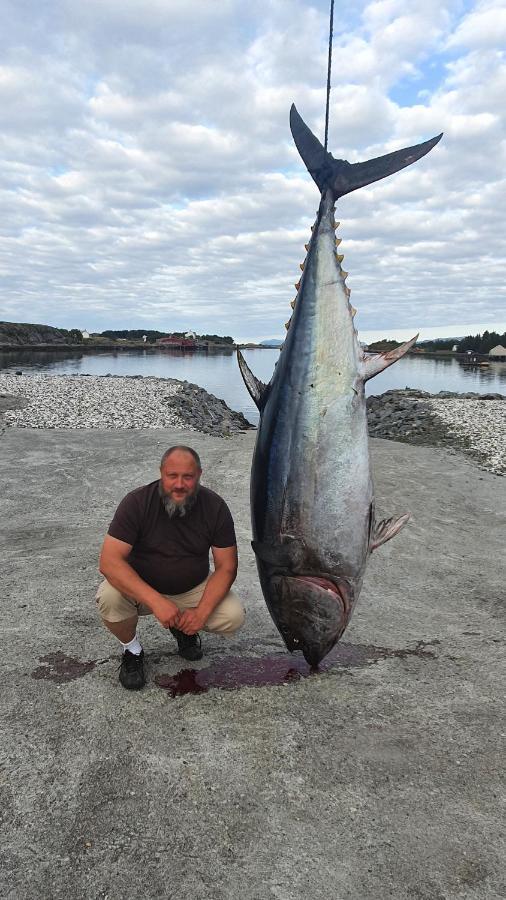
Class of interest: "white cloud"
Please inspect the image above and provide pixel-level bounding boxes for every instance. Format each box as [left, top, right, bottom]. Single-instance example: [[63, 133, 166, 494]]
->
[[446, 1, 506, 49], [0, 0, 504, 343]]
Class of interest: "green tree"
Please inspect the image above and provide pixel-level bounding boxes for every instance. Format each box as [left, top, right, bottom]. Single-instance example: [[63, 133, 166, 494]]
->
[[68, 329, 84, 344]]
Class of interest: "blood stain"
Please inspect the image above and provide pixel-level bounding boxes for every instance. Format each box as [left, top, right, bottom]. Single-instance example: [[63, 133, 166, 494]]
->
[[154, 640, 436, 697], [32, 652, 96, 683]]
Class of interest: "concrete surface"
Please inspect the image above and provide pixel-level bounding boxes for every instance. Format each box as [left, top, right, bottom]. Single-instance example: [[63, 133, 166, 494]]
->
[[1, 428, 505, 900]]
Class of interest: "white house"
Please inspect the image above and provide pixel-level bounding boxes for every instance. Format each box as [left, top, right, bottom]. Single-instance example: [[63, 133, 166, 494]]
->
[[488, 344, 506, 358], [81, 329, 91, 340]]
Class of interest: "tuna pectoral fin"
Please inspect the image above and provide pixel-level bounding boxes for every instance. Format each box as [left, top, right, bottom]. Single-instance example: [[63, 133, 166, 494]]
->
[[290, 104, 443, 199], [362, 334, 418, 381], [237, 350, 269, 410], [370, 514, 410, 551]]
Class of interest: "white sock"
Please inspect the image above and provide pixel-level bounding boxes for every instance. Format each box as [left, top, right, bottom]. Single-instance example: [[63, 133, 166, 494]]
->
[[121, 635, 142, 655]]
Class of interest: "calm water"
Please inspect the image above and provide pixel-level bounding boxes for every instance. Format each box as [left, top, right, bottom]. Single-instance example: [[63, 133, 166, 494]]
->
[[1, 347, 505, 424]]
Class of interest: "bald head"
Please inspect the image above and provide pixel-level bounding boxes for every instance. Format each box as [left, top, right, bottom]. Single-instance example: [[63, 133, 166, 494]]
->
[[160, 445, 201, 469]]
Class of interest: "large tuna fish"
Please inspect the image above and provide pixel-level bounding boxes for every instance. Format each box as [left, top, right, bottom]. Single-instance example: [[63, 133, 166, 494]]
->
[[238, 105, 442, 667]]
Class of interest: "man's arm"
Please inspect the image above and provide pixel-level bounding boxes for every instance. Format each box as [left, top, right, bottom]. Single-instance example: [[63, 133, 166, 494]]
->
[[177, 545, 238, 635], [99, 535, 180, 628]]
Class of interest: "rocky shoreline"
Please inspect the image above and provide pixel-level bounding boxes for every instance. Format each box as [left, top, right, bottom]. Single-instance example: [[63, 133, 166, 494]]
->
[[0, 375, 504, 474], [367, 388, 505, 475]]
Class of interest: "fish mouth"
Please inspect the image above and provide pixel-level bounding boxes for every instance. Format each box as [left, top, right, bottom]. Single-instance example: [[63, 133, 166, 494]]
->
[[268, 574, 353, 667], [292, 575, 351, 616]]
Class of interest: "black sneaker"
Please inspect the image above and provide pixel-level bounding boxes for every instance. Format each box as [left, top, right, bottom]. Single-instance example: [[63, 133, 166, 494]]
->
[[119, 649, 146, 690], [170, 628, 203, 661]]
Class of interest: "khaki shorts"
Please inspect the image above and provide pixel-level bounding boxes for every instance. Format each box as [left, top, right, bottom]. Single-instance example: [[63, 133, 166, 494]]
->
[[96, 577, 245, 636]]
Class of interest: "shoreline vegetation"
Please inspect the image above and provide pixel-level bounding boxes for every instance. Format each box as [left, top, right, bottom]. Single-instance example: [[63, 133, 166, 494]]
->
[[0, 374, 504, 476], [2, 320, 505, 358]]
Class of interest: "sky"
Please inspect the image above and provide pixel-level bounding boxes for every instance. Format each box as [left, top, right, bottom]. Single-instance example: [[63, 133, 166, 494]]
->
[[0, 0, 505, 344]]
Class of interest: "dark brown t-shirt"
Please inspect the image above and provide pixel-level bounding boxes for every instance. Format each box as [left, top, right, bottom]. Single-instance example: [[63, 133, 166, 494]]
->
[[107, 481, 236, 595]]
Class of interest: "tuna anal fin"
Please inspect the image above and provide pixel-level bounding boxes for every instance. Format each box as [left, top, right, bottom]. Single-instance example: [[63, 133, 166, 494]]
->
[[237, 350, 268, 409], [363, 334, 418, 381], [370, 514, 410, 552]]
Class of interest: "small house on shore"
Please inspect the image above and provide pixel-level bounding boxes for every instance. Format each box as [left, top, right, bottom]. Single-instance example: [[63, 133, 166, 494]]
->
[[157, 330, 209, 351], [488, 345, 506, 359]]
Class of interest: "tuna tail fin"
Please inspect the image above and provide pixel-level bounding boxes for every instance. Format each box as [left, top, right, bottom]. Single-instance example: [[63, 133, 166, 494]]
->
[[290, 104, 443, 199], [362, 334, 419, 381], [370, 514, 410, 552], [237, 350, 269, 410]]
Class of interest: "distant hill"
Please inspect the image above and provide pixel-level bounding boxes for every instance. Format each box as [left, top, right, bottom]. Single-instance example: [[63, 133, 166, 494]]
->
[[417, 337, 464, 345], [260, 339, 283, 348], [0, 321, 71, 346]]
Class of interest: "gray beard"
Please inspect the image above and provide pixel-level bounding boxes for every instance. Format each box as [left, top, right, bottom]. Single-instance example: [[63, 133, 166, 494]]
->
[[159, 482, 200, 518]]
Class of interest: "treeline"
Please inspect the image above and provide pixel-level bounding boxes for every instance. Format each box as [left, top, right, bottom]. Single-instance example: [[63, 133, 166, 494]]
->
[[417, 331, 506, 352], [455, 331, 505, 353], [368, 331, 506, 354], [102, 329, 168, 342], [199, 333, 234, 345], [101, 329, 234, 344]]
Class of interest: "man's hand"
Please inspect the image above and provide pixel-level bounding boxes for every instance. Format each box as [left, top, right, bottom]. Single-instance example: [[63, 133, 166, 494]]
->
[[150, 596, 181, 629], [177, 608, 207, 636]]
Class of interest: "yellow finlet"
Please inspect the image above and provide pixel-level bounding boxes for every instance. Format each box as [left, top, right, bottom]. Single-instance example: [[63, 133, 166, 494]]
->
[[285, 319, 291, 330], [290, 299, 296, 309], [335, 237, 342, 247], [299, 262, 305, 271], [336, 253, 344, 263], [304, 243, 310, 251], [341, 270, 349, 280], [295, 280, 301, 291], [351, 306, 357, 317]]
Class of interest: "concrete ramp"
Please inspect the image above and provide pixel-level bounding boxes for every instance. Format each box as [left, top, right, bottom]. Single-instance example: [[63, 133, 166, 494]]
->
[[1, 428, 504, 899]]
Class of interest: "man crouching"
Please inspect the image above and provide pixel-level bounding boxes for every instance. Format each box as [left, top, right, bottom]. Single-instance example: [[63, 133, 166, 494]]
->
[[96, 445, 245, 689]]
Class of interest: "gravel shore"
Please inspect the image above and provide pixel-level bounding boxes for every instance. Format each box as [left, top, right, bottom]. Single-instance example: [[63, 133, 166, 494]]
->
[[1, 374, 504, 475], [0, 373, 253, 436]]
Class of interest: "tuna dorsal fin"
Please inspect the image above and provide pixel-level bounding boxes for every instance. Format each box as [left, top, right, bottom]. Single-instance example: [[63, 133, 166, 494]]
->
[[237, 350, 268, 409], [362, 334, 418, 381], [290, 104, 443, 200], [370, 514, 410, 552]]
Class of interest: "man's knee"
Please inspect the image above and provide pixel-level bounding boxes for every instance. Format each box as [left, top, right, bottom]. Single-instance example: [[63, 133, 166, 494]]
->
[[207, 592, 245, 636], [96, 580, 137, 623], [225, 597, 246, 634]]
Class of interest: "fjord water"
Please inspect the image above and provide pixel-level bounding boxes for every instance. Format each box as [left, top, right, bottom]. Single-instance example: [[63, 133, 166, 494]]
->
[[1, 347, 504, 424]]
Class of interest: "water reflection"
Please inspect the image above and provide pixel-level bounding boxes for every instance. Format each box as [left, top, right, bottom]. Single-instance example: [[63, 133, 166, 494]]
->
[[0, 348, 85, 370], [1, 348, 504, 424]]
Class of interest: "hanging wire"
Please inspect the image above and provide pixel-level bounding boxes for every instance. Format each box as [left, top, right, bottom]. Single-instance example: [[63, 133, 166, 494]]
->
[[324, 0, 335, 153]]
